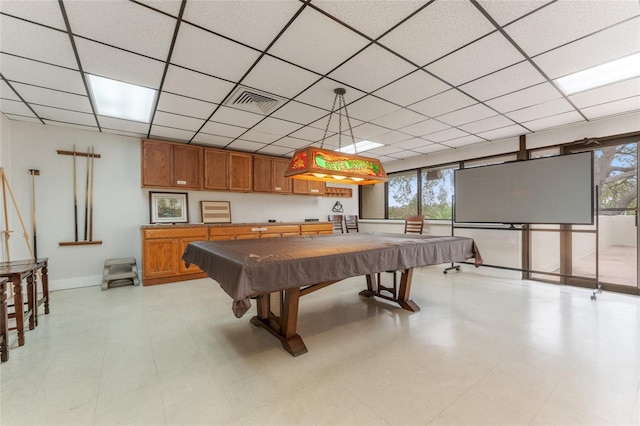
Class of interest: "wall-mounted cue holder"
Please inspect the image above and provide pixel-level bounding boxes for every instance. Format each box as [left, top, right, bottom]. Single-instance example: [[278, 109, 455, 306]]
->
[[57, 147, 103, 246]]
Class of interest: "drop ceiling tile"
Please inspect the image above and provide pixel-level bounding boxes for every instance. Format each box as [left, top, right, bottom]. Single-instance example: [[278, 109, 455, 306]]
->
[[413, 143, 449, 154], [226, 139, 268, 152], [149, 125, 194, 142], [101, 128, 147, 139], [343, 95, 400, 122], [533, 17, 640, 79], [171, 23, 261, 82], [370, 108, 426, 129], [0, 81, 21, 101], [252, 117, 301, 136], [373, 70, 450, 107], [42, 120, 97, 131], [75, 38, 164, 89], [476, 124, 529, 141], [459, 114, 514, 134], [486, 82, 561, 113], [309, 114, 364, 136], [137, 0, 183, 16], [476, 0, 553, 26], [152, 111, 205, 131], [0, 99, 36, 117], [569, 77, 640, 108], [162, 65, 235, 104], [350, 123, 389, 139], [271, 101, 328, 125], [294, 78, 366, 109], [427, 32, 525, 86], [3, 113, 42, 124], [209, 106, 263, 128], [0, 15, 77, 68], [423, 127, 470, 143], [156, 92, 216, 119], [390, 150, 423, 160], [64, 0, 175, 60], [380, 0, 493, 66], [0, 0, 67, 30], [269, 7, 369, 75], [243, 56, 320, 99], [400, 119, 450, 137], [437, 104, 498, 127], [192, 132, 233, 147], [521, 110, 584, 131], [368, 145, 402, 156], [410, 89, 476, 118], [372, 131, 413, 144], [288, 126, 326, 142], [506, 98, 574, 122], [581, 96, 640, 120], [11, 82, 92, 113], [505, 0, 640, 56], [201, 121, 247, 138], [459, 61, 546, 101], [393, 138, 433, 150], [241, 129, 282, 144], [328, 44, 417, 93], [183, 1, 301, 51], [0, 54, 86, 94], [312, 0, 427, 39], [273, 137, 309, 150], [98, 116, 150, 134], [31, 104, 95, 126], [256, 145, 293, 156], [443, 135, 485, 148]]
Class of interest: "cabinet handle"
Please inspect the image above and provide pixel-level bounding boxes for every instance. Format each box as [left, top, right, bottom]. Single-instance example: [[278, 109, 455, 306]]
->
[[176, 180, 186, 185], [310, 189, 319, 193], [251, 227, 267, 232]]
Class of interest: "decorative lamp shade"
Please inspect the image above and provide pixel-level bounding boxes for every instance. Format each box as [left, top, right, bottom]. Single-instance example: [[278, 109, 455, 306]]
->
[[284, 146, 387, 185]]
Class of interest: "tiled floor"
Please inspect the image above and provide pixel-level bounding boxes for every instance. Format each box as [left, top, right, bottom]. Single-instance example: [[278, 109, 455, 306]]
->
[[1, 267, 639, 425]]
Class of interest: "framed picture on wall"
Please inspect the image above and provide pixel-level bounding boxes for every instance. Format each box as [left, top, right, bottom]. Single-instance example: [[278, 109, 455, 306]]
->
[[149, 192, 189, 224], [201, 201, 231, 224]]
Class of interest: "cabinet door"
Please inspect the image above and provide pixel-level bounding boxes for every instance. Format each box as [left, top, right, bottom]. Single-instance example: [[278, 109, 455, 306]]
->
[[143, 239, 178, 278], [178, 237, 204, 273], [308, 180, 325, 195], [173, 144, 202, 189], [229, 152, 253, 191], [204, 149, 229, 190], [141, 140, 172, 187], [272, 158, 292, 194], [292, 179, 309, 194], [253, 156, 272, 192]]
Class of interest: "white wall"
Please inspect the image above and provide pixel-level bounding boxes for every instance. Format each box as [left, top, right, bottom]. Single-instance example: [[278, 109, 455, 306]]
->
[[0, 120, 358, 290]]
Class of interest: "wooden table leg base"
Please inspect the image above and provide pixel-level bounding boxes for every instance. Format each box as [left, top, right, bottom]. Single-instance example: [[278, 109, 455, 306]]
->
[[250, 316, 308, 356], [359, 289, 421, 312]]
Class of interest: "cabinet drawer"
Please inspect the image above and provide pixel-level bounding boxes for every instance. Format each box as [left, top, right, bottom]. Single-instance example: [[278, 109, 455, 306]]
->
[[143, 227, 207, 239], [300, 223, 332, 233], [209, 226, 260, 237], [261, 225, 300, 235]]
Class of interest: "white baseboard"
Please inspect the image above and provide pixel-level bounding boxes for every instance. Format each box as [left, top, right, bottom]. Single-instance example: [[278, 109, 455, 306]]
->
[[49, 275, 102, 291]]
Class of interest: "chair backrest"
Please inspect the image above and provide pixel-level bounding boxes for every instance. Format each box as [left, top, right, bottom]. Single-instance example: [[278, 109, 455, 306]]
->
[[344, 215, 359, 233], [404, 215, 424, 234], [328, 214, 344, 233]]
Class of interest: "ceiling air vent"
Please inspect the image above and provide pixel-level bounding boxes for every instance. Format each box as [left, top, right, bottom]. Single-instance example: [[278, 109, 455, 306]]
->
[[225, 86, 285, 115]]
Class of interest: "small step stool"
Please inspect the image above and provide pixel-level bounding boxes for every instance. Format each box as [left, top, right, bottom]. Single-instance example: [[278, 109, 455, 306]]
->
[[102, 257, 139, 290]]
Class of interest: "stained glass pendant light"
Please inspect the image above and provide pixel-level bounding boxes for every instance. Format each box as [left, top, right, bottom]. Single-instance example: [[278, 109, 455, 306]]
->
[[285, 88, 388, 185]]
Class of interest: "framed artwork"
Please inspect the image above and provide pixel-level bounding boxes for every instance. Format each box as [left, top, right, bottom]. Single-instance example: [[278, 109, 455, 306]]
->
[[149, 192, 189, 224], [201, 200, 231, 224]]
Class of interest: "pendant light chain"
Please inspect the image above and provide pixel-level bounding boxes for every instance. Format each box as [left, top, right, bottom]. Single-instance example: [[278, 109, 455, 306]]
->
[[319, 91, 340, 149]]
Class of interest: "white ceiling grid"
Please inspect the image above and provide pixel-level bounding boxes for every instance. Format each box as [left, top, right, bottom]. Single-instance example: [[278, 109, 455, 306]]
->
[[0, 0, 638, 164]]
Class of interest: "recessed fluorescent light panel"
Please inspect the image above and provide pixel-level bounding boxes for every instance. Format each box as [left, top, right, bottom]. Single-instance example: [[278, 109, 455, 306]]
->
[[555, 52, 640, 95], [335, 140, 384, 154], [87, 74, 156, 122]]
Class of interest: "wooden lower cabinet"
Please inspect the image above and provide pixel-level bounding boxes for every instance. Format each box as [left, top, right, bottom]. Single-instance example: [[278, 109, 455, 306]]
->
[[141, 223, 333, 285]]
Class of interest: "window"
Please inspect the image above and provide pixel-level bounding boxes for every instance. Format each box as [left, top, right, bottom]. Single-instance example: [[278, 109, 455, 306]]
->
[[387, 171, 418, 219], [420, 165, 457, 220]]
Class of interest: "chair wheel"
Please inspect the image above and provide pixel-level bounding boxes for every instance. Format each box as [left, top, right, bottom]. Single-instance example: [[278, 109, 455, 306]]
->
[[443, 271, 448, 275], [591, 295, 596, 301]]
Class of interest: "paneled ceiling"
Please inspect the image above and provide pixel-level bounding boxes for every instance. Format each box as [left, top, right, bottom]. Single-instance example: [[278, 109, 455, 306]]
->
[[1, 0, 639, 163]]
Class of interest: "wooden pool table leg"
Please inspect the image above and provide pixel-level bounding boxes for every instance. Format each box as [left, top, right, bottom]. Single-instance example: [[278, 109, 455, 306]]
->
[[250, 288, 308, 357], [360, 269, 420, 312]]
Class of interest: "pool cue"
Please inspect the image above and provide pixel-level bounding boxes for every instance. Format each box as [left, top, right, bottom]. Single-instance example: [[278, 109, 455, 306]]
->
[[29, 169, 40, 260], [83, 147, 90, 241], [73, 145, 78, 242], [1, 168, 11, 261], [89, 146, 94, 241]]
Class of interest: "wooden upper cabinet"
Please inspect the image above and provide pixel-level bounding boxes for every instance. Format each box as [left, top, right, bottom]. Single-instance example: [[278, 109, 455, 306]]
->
[[204, 148, 229, 190], [253, 156, 292, 193], [141, 139, 202, 189], [229, 152, 253, 192], [292, 179, 325, 195], [272, 158, 292, 194]]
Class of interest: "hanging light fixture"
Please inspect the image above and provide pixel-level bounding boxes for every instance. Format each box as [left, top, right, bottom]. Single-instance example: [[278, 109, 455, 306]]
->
[[285, 88, 388, 185]]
